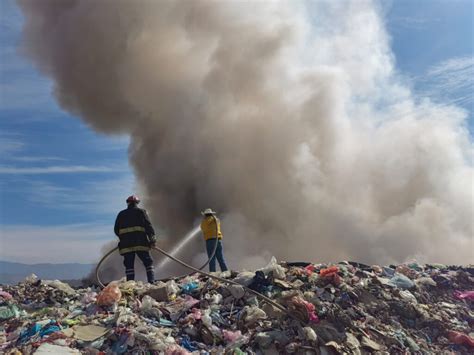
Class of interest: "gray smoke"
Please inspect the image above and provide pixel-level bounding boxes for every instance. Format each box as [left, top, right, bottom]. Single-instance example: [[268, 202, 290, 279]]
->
[[17, 0, 473, 267]]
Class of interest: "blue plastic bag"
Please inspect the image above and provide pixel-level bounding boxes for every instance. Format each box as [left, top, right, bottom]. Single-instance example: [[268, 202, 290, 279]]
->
[[180, 335, 198, 352], [181, 281, 199, 294], [389, 274, 415, 289]]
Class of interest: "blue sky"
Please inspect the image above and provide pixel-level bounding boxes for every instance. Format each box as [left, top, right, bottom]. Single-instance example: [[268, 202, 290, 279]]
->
[[0, 0, 472, 263]]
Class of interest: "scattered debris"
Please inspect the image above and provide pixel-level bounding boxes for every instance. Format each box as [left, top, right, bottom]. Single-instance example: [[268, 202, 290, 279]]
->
[[1, 261, 473, 353]]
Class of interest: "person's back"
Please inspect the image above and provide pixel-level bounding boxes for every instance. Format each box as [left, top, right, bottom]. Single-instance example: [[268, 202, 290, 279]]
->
[[200, 208, 228, 272], [200, 215, 223, 241], [114, 195, 157, 283], [115, 204, 155, 254]]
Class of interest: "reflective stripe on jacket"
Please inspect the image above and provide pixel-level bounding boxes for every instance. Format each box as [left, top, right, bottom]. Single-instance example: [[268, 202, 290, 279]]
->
[[119, 226, 146, 235], [114, 205, 156, 255], [200, 216, 222, 241]]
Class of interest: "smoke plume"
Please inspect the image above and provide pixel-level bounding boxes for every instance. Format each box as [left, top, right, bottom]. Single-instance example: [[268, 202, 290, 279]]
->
[[17, 0, 473, 266]]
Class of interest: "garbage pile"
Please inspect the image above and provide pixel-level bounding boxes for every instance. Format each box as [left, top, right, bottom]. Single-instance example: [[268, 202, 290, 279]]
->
[[1, 259, 473, 354]]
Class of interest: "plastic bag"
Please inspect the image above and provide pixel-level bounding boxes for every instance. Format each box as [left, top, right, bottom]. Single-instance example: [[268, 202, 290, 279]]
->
[[242, 306, 267, 326], [181, 282, 198, 294], [19, 323, 42, 343], [453, 290, 474, 301], [96, 282, 122, 306], [111, 332, 129, 354], [248, 271, 272, 293], [407, 262, 423, 271], [303, 327, 317, 341], [166, 280, 180, 295], [211, 293, 222, 304], [223, 329, 242, 343], [304, 264, 316, 275], [371, 265, 383, 274], [43, 280, 76, 295], [183, 295, 200, 309], [140, 295, 162, 319], [228, 285, 245, 299], [399, 290, 418, 304], [320, 266, 339, 277], [140, 295, 155, 311], [201, 309, 213, 327], [255, 332, 272, 348], [319, 266, 341, 286], [190, 308, 201, 320], [180, 335, 198, 352], [233, 271, 256, 286], [389, 274, 415, 289], [33, 343, 80, 354], [415, 277, 437, 287], [260, 256, 286, 279], [395, 265, 417, 279], [24, 274, 38, 284], [0, 290, 13, 300], [39, 320, 61, 337], [165, 344, 191, 355], [81, 291, 97, 304], [290, 296, 319, 323], [0, 304, 20, 321], [447, 331, 474, 348]]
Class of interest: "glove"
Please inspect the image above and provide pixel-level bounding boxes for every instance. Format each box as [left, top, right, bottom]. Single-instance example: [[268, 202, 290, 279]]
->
[[149, 236, 157, 247]]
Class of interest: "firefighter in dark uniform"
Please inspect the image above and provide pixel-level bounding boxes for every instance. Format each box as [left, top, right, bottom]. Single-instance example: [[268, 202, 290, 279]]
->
[[114, 195, 157, 283]]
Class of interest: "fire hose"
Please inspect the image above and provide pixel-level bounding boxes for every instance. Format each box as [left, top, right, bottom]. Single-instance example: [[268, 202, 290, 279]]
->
[[95, 218, 299, 320]]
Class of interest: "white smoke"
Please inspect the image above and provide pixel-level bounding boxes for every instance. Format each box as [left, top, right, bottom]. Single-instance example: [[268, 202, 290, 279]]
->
[[17, 0, 473, 267]]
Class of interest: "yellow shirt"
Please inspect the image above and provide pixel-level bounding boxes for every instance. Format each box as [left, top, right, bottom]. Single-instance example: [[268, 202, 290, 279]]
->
[[200, 216, 223, 241]]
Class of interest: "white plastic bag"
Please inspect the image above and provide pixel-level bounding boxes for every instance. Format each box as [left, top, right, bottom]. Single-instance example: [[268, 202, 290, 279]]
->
[[201, 309, 212, 327], [233, 271, 256, 286], [166, 280, 179, 295], [259, 256, 286, 279]]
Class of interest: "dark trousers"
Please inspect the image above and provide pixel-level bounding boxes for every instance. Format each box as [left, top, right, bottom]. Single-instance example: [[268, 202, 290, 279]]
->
[[206, 239, 228, 272], [123, 251, 154, 283]]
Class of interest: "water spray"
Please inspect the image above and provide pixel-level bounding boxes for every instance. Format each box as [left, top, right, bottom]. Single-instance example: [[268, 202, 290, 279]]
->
[[156, 226, 201, 270]]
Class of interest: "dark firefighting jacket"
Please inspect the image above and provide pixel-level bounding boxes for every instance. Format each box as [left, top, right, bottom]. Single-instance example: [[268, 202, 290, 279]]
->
[[114, 205, 156, 255]]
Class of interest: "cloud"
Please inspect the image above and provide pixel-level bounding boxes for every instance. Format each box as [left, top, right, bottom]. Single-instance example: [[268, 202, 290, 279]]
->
[[0, 0, 59, 116], [5, 156, 66, 162], [24, 174, 136, 216], [0, 45, 58, 115], [89, 134, 130, 152], [0, 223, 113, 263], [0, 165, 124, 174], [0, 135, 24, 155], [418, 56, 474, 108], [388, 16, 440, 30], [0, 0, 23, 34]]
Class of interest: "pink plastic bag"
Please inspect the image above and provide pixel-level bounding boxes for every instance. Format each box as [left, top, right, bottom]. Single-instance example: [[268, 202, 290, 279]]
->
[[448, 331, 474, 348], [291, 296, 319, 323], [223, 329, 242, 343], [0, 290, 13, 300], [304, 264, 315, 275], [183, 295, 200, 308], [453, 290, 474, 301], [165, 345, 191, 355], [81, 291, 97, 304], [191, 308, 202, 320], [97, 282, 122, 306]]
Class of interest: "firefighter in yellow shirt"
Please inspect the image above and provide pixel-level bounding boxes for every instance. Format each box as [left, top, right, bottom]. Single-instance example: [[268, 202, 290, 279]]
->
[[200, 208, 228, 272]]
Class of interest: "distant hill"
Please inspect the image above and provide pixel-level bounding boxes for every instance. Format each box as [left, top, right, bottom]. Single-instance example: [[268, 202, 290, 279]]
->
[[0, 260, 95, 285]]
